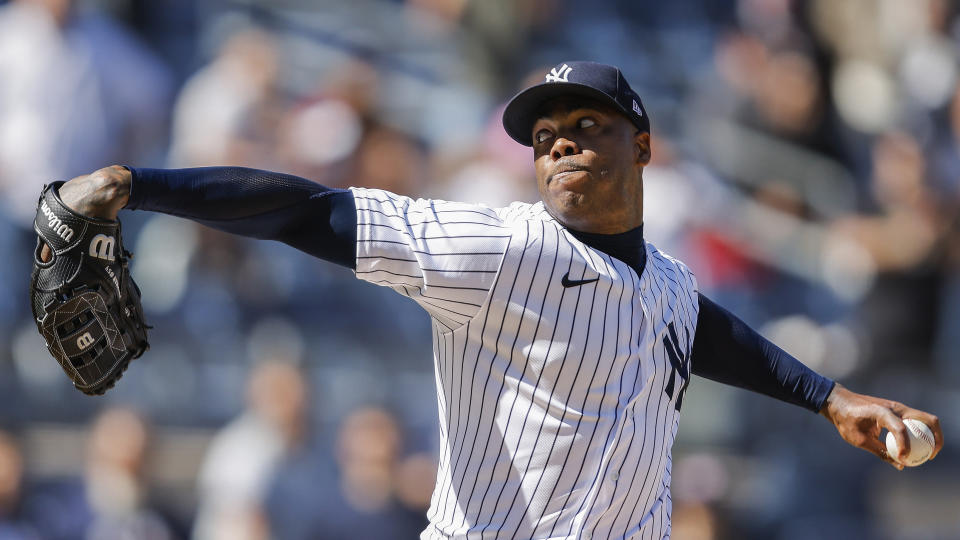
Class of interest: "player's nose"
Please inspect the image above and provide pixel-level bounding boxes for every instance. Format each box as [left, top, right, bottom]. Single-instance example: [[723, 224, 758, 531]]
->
[[551, 137, 580, 160]]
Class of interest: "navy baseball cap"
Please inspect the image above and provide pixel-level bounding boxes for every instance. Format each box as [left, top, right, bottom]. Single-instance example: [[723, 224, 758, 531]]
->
[[502, 61, 650, 146]]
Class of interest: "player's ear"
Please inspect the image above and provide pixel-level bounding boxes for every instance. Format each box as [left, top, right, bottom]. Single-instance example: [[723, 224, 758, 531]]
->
[[634, 131, 651, 166]]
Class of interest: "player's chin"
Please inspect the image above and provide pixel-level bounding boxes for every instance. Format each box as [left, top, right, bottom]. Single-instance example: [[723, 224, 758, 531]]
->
[[545, 194, 596, 227], [547, 190, 585, 212]]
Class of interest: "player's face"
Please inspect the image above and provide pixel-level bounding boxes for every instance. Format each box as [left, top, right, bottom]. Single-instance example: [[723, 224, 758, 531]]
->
[[531, 97, 651, 234]]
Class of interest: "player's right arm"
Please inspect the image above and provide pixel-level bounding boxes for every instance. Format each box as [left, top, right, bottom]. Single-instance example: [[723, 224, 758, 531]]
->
[[48, 164, 511, 331], [45, 165, 356, 267]]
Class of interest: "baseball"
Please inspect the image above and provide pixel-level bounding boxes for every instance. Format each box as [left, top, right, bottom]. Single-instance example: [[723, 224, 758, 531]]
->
[[885, 419, 935, 467]]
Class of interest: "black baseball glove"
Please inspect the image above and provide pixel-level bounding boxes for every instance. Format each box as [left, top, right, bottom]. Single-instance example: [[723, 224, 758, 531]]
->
[[30, 182, 149, 395]]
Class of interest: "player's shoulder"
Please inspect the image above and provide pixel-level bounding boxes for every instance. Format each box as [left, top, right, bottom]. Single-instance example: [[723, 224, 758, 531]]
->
[[643, 240, 698, 287], [351, 187, 491, 215], [351, 187, 551, 227], [494, 200, 554, 225], [643, 240, 686, 266]]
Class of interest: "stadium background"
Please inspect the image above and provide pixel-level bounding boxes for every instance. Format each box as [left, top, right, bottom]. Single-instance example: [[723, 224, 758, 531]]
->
[[0, 0, 958, 538]]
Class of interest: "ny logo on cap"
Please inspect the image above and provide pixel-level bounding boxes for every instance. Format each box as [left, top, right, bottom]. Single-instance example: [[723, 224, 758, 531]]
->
[[545, 63, 572, 83], [633, 100, 643, 116]]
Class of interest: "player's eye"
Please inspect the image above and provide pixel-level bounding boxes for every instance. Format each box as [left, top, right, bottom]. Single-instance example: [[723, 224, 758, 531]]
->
[[534, 129, 553, 144], [578, 117, 597, 129]]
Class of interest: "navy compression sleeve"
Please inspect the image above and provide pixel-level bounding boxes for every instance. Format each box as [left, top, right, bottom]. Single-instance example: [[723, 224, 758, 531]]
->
[[125, 167, 357, 269], [691, 293, 836, 413]]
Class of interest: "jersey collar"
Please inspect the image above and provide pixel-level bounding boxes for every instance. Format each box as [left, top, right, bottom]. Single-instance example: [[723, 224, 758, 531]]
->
[[567, 224, 646, 278]]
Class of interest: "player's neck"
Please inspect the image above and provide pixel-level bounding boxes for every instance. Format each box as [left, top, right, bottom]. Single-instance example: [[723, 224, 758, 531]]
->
[[567, 223, 646, 277]]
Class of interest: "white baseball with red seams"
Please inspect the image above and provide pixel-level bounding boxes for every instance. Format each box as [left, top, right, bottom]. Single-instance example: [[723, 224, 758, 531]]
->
[[885, 419, 935, 467]]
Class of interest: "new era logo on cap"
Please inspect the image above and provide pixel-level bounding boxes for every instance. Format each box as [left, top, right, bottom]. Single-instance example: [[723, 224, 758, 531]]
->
[[502, 61, 651, 146]]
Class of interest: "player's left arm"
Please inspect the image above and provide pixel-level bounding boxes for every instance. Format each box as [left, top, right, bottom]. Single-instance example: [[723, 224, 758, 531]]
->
[[691, 293, 944, 470]]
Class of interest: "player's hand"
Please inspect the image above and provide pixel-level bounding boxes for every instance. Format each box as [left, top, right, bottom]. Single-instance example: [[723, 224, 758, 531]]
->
[[39, 165, 132, 263], [819, 383, 943, 470]]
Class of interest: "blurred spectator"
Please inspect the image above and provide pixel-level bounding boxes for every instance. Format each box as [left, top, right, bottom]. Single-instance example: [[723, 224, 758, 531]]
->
[[752, 50, 823, 140], [168, 26, 283, 169], [277, 96, 364, 185], [0, 431, 39, 539], [0, 0, 172, 221], [271, 407, 436, 540], [831, 131, 946, 369], [393, 452, 437, 516], [21, 408, 176, 540], [833, 131, 945, 272], [671, 501, 724, 540], [336, 407, 404, 515], [354, 126, 430, 193], [275, 59, 376, 183], [82, 408, 175, 540], [192, 359, 307, 540], [439, 103, 539, 207], [264, 406, 429, 539]]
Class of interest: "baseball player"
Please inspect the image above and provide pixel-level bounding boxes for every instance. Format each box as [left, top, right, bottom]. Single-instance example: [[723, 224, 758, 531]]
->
[[42, 61, 943, 539]]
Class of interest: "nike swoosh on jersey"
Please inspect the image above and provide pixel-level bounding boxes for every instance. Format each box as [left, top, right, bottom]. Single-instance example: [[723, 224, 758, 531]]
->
[[560, 272, 600, 288]]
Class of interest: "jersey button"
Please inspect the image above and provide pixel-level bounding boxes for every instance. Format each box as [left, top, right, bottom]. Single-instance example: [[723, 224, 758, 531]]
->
[[610, 471, 619, 482]]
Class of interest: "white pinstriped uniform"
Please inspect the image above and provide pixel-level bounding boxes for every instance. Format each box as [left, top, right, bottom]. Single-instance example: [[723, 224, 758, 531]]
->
[[352, 187, 700, 540]]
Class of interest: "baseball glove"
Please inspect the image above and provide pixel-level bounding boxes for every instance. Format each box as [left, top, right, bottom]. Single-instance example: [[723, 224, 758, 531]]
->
[[29, 182, 149, 395]]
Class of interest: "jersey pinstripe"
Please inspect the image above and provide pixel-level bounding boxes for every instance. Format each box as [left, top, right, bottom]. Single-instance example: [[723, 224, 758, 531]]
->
[[351, 187, 700, 540]]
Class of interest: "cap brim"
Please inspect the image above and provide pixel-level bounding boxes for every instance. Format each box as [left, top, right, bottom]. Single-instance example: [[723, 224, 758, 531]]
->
[[502, 82, 634, 146]]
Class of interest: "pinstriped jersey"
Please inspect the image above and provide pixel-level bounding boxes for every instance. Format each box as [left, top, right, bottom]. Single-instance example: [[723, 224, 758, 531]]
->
[[351, 187, 700, 540]]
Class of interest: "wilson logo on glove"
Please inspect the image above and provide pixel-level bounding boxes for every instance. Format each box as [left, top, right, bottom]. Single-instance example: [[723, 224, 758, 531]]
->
[[76, 332, 95, 350], [89, 234, 116, 262], [39, 200, 75, 242]]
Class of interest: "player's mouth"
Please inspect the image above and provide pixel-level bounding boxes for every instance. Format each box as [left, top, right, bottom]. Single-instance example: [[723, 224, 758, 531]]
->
[[548, 165, 591, 186]]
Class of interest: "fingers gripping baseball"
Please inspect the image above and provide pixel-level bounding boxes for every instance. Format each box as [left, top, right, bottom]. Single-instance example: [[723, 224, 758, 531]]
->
[[831, 399, 904, 470], [821, 384, 944, 470]]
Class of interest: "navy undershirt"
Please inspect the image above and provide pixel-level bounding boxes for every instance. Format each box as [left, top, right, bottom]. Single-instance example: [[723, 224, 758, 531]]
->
[[125, 166, 835, 413]]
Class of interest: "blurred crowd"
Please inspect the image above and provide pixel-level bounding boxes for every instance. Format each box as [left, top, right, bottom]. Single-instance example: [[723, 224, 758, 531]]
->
[[0, 0, 958, 538]]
